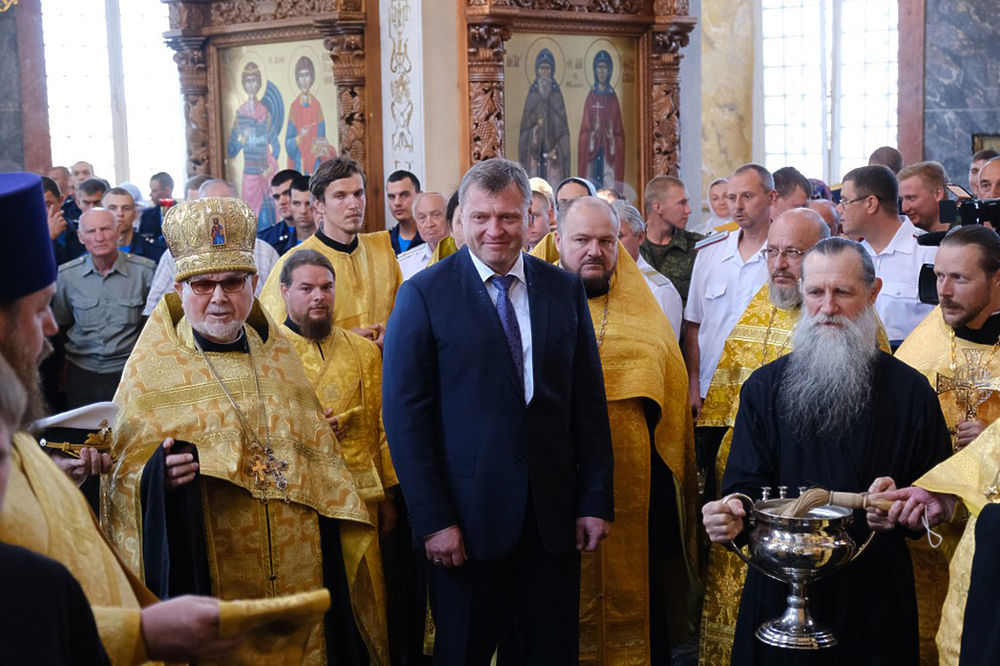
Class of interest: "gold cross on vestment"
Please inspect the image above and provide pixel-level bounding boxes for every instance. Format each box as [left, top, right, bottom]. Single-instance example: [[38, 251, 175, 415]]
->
[[246, 442, 289, 495], [936, 349, 1000, 421]]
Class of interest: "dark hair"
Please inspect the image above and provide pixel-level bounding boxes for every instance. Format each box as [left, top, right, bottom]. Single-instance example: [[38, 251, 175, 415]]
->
[[941, 225, 1000, 275], [458, 159, 530, 210], [732, 163, 775, 192], [295, 56, 315, 79], [446, 190, 460, 225], [271, 169, 302, 189], [773, 166, 811, 200], [40, 176, 60, 199], [867, 146, 904, 173], [310, 157, 366, 200], [387, 170, 421, 192], [150, 171, 174, 190], [280, 248, 335, 286], [842, 165, 898, 213], [290, 175, 311, 193], [77, 177, 109, 197], [803, 237, 877, 288], [973, 149, 1000, 163]]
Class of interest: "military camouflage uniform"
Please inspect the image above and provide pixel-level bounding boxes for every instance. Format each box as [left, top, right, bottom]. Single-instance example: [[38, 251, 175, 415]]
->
[[639, 229, 704, 305]]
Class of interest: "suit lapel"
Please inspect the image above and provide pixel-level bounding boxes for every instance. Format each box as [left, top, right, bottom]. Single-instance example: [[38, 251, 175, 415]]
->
[[454, 249, 524, 395], [524, 255, 548, 397]]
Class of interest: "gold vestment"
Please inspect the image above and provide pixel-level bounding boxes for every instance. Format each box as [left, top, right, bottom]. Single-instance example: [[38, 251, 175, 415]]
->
[[899, 307, 1000, 665], [427, 236, 457, 267], [103, 294, 387, 665], [532, 235, 699, 663], [914, 417, 1000, 666], [0, 432, 156, 665], [697, 284, 890, 665], [259, 230, 402, 330]]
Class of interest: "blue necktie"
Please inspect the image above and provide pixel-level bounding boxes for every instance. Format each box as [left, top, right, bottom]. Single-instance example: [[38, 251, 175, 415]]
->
[[491, 274, 524, 383]]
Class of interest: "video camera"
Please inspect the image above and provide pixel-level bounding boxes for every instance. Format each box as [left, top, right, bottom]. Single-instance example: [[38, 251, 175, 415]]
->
[[918, 189, 1000, 305]]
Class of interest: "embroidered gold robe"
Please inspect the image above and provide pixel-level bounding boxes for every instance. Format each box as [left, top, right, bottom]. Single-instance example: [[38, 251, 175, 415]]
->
[[427, 235, 457, 267], [532, 234, 699, 663], [259, 230, 402, 330], [914, 417, 1000, 665], [697, 284, 891, 666], [0, 432, 157, 665], [896, 305, 1000, 664], [103, 294, 388, 665]]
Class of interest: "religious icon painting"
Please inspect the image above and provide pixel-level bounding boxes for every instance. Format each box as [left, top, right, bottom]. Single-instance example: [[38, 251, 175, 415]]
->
[[504, 33, 639, 200], [219, 40, 339, 231], [209, 215, 226, 246]]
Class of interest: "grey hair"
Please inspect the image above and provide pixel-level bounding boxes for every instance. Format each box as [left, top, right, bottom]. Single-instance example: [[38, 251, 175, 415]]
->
[[612, 200, 645, 235], [732, 163, 775, 193], [556, 196, 620, 235], [458, 159, 530, 210], [802, 237, 877, 288], [198, 179, 239, 198]]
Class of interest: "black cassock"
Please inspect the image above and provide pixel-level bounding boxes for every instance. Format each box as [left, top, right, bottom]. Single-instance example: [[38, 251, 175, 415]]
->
[[722, 351, 950, 666]]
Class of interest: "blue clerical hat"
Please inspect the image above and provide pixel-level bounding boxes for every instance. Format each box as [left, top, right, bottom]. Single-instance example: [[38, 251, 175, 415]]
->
[[0, 173, 58, 303]]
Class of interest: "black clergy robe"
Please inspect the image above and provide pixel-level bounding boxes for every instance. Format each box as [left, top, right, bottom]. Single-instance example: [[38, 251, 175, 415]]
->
[[722, 351, 950, 666]]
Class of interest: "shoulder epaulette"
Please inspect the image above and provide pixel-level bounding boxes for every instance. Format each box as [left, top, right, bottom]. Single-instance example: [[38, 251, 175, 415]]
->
[[694, 230, 729, 251], [396, 244, 425, 260], [124, 253, 156, 268], [58, 256, 87, 272], [640, 266, 672, 288]]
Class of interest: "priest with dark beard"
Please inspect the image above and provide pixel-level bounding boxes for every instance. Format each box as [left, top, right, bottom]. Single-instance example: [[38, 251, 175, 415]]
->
[[702, 237, 951, 665]]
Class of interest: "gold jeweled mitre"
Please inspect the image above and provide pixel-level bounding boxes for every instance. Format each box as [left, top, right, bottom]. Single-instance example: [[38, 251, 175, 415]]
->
[[163, 196, 258, 282]]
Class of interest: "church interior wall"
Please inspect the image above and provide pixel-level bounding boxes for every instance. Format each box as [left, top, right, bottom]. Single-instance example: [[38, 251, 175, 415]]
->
[[922, 0, 1000, 184], [420, 0, 462, 195]]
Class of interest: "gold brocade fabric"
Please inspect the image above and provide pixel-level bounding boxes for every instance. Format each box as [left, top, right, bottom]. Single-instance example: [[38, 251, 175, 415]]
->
[[697, 285, 891, 666], [103, 294, 387, 665], [0, 433, 156, 666], [531, 234, 700, 658], [427, 235, 457, 267], [915, 418, 1000, 665], [258, 230, 402, 331], [895, 307, 1000, 665], [281, 324, 398, 501]]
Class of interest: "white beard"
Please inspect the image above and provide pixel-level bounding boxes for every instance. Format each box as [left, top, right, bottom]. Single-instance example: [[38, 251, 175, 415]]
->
[[768, 279, 802, 309], [779, 305, 880, 439], [191, 319, 244, 343]]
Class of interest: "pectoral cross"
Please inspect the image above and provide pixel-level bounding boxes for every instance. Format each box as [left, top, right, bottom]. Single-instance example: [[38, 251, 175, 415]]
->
[[247, 442, 289, 495], [936, 349, 1000, 422]]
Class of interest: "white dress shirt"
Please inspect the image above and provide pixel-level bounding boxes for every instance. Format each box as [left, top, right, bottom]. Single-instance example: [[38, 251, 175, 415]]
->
[[142, 239, 280, 315], [683, 231, 769, 397], [860, 219, 937, 342], [469, 250, 534, 404], [636, 254, 683, 340], [397, 242, 434, 281]]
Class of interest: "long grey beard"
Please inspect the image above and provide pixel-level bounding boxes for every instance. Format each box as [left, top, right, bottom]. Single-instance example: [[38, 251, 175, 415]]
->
[[779, 305, 880, 439]]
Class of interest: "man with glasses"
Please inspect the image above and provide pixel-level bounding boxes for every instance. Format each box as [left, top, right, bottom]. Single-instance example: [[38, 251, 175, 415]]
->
[[839, 165, 937, 346], [105, 196, 388, 664]]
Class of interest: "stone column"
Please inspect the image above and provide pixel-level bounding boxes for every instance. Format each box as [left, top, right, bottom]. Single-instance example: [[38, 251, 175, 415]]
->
[[466, 22, 510, 165], [168, 37, 210, 177]]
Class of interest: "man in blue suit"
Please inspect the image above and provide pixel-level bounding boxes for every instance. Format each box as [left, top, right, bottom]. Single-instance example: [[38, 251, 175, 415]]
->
[[383, 158, 614, 664]]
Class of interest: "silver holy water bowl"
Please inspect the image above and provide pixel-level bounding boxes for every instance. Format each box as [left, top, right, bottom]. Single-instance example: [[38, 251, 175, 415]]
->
[[724, 493, 874, 650]]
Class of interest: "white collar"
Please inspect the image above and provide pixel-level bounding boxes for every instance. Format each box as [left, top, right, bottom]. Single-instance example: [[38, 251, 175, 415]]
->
[[469, 249, 527, 285]]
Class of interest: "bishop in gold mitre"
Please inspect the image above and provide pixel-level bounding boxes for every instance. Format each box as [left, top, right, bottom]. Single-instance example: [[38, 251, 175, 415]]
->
[[532, 196, 699, 664], [0, 172, 273, 664], [894, 224, 1000, 663], [259, 157, 402, 348], [698, 208, 890, 666], [102, 195, 389, 664]]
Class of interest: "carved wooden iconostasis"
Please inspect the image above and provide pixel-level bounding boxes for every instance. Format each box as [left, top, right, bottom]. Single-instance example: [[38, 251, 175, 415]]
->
[[462, 0, 696, 207], [163, 0, 386, 231]]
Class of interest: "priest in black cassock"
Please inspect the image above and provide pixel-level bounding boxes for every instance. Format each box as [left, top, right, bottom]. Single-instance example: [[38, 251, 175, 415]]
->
[[703, 237, 951, 665]]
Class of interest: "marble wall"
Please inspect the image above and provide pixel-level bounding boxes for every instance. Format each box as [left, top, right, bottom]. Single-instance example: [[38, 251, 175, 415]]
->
[[0, 10, 25, 172], [699, 0, 754, 198], [923, 0, 1000, 183]]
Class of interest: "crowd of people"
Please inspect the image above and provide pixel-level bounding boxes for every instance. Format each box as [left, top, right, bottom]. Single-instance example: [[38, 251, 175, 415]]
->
[[2, 143, 1000, 665]]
